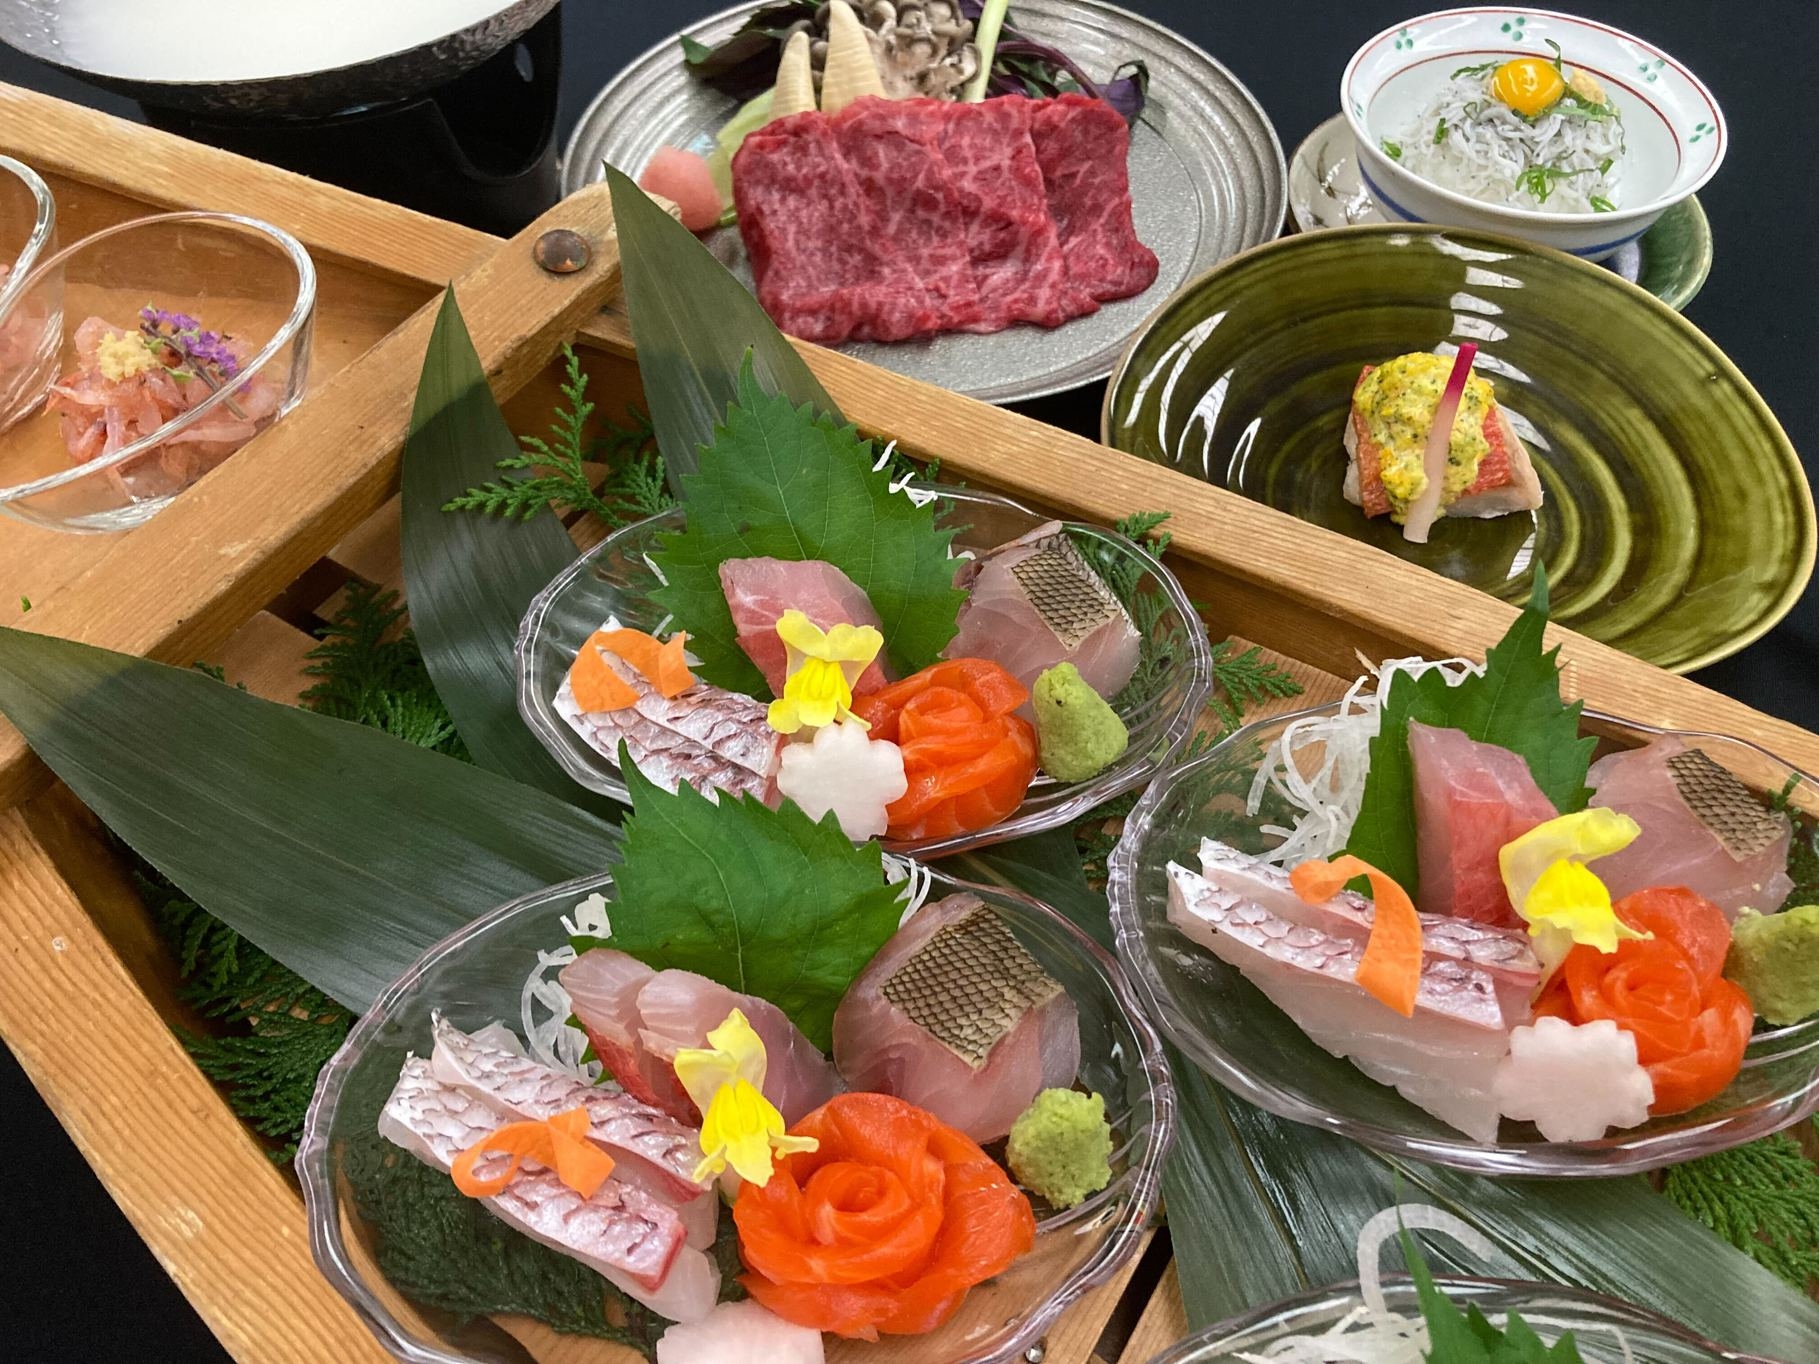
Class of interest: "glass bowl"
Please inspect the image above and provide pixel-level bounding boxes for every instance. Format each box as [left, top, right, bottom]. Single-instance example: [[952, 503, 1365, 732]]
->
[[0, 154, 58, 432], [1107, 704, 1819, 1177], [0, 211, 316, 532], [516, 485, 1213, 858], [1147, 1279, 1773, 1363], [299, 865, 1175, 1364]]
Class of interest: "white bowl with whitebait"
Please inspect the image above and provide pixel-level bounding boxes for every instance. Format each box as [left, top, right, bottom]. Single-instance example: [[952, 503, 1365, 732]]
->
[[1342, 8, 1725, 260]]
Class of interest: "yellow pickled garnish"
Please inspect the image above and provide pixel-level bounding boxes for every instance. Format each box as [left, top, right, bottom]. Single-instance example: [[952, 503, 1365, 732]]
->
[[95, 331, 157, 382], [1492, 58, 1566, 117]]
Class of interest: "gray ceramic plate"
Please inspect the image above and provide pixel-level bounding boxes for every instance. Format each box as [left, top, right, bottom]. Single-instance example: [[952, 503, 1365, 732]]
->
[[1290, 114, 1714, 312], [563, 0, 1286, 403]]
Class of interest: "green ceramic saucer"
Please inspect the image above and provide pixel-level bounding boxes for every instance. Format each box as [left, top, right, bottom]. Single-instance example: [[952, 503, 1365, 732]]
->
[[1288, 115, 1714, 312], [1102, 225, 1814, 673]]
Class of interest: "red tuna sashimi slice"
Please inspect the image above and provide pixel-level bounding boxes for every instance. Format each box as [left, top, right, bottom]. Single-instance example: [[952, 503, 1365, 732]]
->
[[945, 521, 1140, 709], [1028, 94, 1159, 303], [1589, 737, 1794, 920], [718, 556, 888, 697], [937, 97, 1097, 331], [1409, 721, 1558, 926], [562, 949, 841, 1128], [831, 893, 1079, 1143], [734, 111, 940, 344], [832, 97, 984, 332]]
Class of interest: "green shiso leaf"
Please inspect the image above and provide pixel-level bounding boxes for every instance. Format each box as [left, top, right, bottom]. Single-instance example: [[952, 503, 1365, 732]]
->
[[584, 747, 903, 1049], [606, 165, 839, 489], [0, 628, 620, 1012], [400, 291, 619, 814], [649, 357, 965, 692], [1345, 564, 1595, 894]]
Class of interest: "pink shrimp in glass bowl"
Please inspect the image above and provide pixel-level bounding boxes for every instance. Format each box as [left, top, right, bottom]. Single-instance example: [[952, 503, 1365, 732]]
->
[[0, 211, 315, 532]]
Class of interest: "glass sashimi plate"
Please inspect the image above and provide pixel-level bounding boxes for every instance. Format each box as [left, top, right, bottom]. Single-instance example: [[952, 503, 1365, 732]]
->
[[1109, 702, 1819, 1177], [516, 485, 1212, 858], [299, 865, 1174, 1364]]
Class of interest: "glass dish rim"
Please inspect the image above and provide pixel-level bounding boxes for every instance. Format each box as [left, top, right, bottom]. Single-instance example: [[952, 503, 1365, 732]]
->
[[1338, 5, 1727, 225], [513, 481, 1216, 858], [0, 209, 318, 503], [1143, 1274, 1778, 1364], [1106, 698, 1819, 1177], [0, 154, 56, 318], [298, 861, 1178, 1364]]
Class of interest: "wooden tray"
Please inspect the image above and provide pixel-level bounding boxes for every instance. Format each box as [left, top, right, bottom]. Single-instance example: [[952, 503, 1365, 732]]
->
[[0, 81, 1814, 1364]]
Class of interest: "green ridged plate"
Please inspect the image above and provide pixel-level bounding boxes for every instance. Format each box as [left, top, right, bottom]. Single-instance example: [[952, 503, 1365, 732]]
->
[[1102, 225, 1814, 672]]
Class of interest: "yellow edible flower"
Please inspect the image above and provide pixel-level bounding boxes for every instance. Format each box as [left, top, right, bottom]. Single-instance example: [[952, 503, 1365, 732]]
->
[[95, 330, 157, 382], [671, 1008, 817, 1188], [765, 610, 884, 735], [1499, 809, 1650, 977]]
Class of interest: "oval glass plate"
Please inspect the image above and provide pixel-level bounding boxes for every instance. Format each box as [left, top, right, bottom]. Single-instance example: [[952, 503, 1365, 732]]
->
[[1102, 224, 1815, 673], [562, 0, 1285, 404], [1148, 1279, 1758, 1363], [516, 484, 1212, 859], [1289, 114, 1714, 311], [300, 865, 1175, 1364], [1107, 703, 1819, 1177]]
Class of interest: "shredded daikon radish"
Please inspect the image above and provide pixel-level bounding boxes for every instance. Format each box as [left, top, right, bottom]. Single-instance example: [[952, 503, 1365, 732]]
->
[[884, 852, 934, 925], [520, 891, 612, 1080], [1236, 1205, 1630, 1362], [1247, 656, 1480, 865]]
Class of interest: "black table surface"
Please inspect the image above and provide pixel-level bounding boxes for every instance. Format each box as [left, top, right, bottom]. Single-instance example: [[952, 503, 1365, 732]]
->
[[2, 3, 1814, 1359]]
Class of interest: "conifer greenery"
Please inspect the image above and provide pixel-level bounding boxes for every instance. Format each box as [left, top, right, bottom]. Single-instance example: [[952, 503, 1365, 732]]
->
[[149, 367, 1819, 1314]]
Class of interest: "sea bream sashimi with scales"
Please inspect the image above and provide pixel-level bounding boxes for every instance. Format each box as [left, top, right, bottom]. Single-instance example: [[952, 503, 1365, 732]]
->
[[1167, 847, 1534, 1142], [719, 556, 889, 696], [1588, 736, 1795, 919], [428, 1014, 710, 1209], [831, 892, 1080, 1144], [943, 522, 1140, 710], [561, 948, 842, 1127], [1409, 721, 1559, 926], [378, 1058, 720, 1322], [558, 633, 783, 805]]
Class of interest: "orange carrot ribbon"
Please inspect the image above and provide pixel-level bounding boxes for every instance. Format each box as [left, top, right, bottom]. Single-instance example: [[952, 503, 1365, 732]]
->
[[569, 628, 696, 712], [451, 1107, 615, 1200], [1290, 855, 1424, 1018]]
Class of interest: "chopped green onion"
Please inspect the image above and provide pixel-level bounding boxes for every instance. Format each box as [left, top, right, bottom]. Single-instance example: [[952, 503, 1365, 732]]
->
[[1589, 196, 1616, 213], [1434, 117, 1448, 144], [1381, 139, 1403, 161], [1546, 38, 1565, 73], [1451, 60, 1499, 79]]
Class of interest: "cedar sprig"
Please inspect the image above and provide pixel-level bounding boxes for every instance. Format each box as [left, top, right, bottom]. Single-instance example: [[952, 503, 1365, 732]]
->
[[1662, 1125, 1819, 1291]]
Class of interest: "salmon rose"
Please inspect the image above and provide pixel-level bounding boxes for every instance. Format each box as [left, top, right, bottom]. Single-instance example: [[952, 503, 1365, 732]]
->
[[851, 658, 1039, 842], [1537, 886, 1753, 1115], [733, 1091, 1036, 1339]]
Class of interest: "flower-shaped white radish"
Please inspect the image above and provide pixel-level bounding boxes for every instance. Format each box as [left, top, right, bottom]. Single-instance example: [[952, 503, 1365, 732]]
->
[[776, 720, 907, 842], [1492, 1016, 1654, 1142]]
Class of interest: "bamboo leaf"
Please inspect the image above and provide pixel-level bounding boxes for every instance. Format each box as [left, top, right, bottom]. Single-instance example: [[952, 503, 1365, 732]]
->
[[0, 629, 620, 1011], [400, 290, 616, 815], [604, 165, 840, 486]]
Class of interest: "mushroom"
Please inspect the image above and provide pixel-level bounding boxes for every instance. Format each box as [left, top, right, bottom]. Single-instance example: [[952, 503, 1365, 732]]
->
[[802, 0, 980, 101]]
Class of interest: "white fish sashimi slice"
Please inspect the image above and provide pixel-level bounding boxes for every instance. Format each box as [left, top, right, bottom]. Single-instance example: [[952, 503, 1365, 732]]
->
[[377, 1059, 718, 1319], [1166, 863, 1517, 1143], [428, 1014, 708, 1205], [945, 521, 1141, 709], [656, 1299, 826, 1363], [556, 648, 782, 806], [1197, 839, 1541, 988], [636, 969, 843, 1128], [719, 556, 888, 696], [831, 893, 1080, 1143]]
